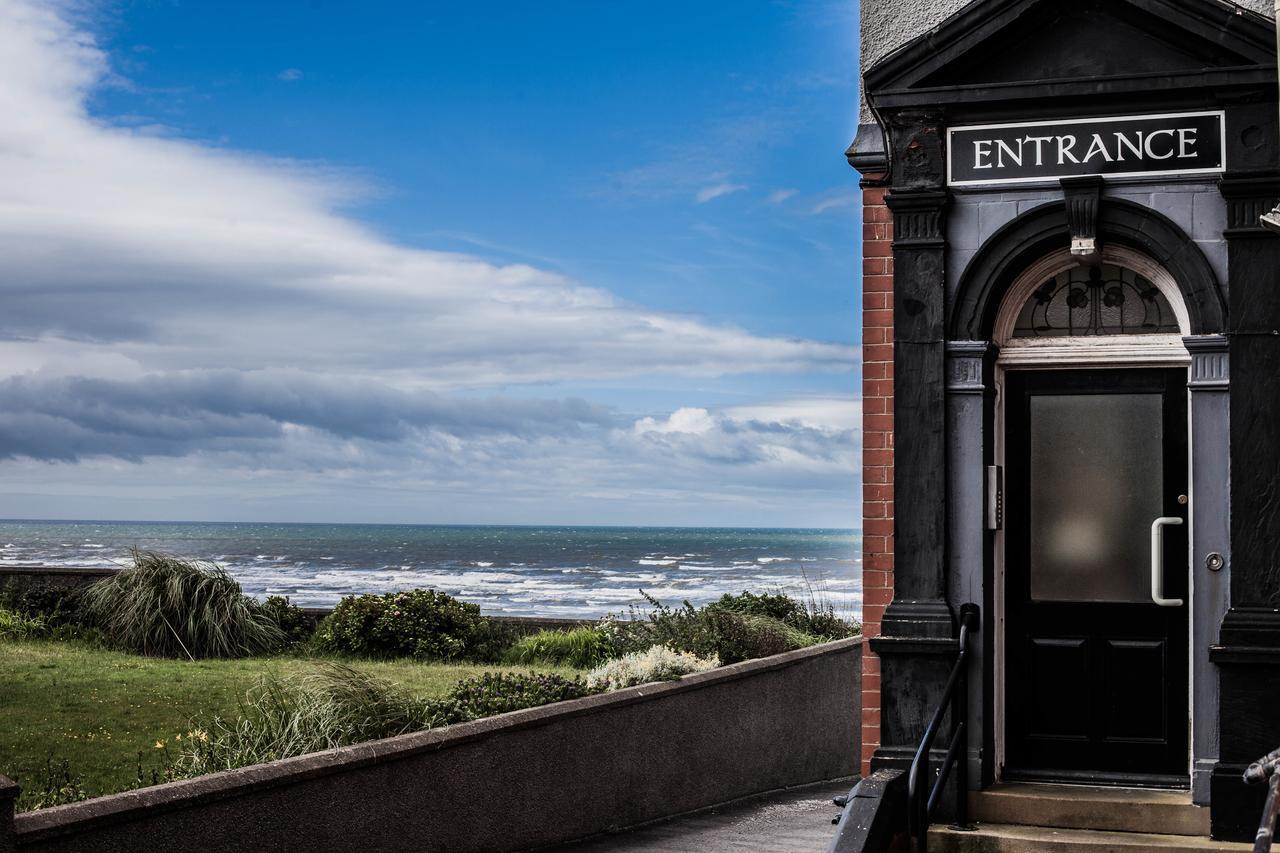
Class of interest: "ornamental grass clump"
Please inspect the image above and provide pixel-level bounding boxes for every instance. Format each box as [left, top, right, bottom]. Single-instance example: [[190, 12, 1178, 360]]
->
[[585, 644, 719, 692], [506, 626, 611, 669], [80, 550, 283, 659], [174, 663, 433, 775]]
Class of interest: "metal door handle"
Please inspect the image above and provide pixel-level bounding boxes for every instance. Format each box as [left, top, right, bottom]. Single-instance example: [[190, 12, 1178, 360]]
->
[[1151, 517, 1184, 607]]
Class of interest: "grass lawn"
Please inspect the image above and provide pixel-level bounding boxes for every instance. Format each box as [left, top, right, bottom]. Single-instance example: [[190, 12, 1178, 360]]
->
[[0, 638, 582, 804]]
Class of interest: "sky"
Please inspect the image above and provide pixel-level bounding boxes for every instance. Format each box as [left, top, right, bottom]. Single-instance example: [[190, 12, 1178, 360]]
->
[[0, 0, 864, 528]]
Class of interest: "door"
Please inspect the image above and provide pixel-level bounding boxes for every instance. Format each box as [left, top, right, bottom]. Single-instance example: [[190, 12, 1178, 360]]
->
[[1004, 368, 1189, 784]]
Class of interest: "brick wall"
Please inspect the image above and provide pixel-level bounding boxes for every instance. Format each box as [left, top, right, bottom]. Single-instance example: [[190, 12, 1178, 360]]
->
[[860, 180, 894, 776]]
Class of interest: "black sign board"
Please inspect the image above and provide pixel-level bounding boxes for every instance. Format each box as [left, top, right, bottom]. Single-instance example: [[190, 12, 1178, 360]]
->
[[947, 111, 1225, 187]]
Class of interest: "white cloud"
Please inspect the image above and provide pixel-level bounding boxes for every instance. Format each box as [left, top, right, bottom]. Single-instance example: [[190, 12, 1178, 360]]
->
[[0, 2, 852, 392], [277, 68, 303, 81], [0, 0, 860, 525], [695, 182, 748, 203], [810, 193, 858, 214], [633, 407, 716, 435], [767, 188, 798, 204]]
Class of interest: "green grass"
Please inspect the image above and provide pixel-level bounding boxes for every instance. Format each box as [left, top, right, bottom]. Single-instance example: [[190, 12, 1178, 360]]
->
[[0, 638, 582, 803]]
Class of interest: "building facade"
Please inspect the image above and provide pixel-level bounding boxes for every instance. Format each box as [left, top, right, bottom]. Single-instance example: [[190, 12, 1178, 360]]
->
[[850, 0, 1280, 840]]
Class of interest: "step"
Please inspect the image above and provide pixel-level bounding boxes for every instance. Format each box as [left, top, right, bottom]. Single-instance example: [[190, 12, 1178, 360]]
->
[[970, 783, 1209, 836], [928, 822, 1254, 853]]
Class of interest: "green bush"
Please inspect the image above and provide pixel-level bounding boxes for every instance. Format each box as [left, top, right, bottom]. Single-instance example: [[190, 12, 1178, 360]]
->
[[600, 591, 842, 665], [506, 626, 611, 668], [0, 584, 84, 629], [710, 591, 859, 640], [261, 595, 314, 647], [313, 588, 504, 662], [79, 551, 284, 659], [426, 671, 595, 726]]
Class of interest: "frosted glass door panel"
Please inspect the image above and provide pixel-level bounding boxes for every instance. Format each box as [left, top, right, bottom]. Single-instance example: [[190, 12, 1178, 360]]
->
[[1028, 393, 1163, 602]]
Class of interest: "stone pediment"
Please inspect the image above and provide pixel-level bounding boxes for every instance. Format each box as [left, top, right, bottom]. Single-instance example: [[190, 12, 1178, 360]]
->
[[864, 0, 1275, 108]]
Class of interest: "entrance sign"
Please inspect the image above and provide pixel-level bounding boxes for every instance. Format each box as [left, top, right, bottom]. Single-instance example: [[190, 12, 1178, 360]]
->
[[947, 111, 1225, 187]]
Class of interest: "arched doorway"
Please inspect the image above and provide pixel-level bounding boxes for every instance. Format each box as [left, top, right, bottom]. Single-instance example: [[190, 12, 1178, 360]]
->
[[992, 247, 1193, 785]]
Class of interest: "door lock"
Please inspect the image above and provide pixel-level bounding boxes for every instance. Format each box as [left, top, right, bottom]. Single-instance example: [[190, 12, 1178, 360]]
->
[[1206, 552, 1225, 572]]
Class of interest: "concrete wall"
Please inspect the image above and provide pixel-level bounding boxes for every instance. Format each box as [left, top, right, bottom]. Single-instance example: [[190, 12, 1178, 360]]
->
[[0, 638, 862, 853]]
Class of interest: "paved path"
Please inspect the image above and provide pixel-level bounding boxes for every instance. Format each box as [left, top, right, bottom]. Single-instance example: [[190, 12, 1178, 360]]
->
[[552, 780, 854, 852]]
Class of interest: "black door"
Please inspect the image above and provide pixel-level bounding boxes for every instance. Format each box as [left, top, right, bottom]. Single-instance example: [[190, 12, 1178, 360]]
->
[[1004, 368, 1188, 784]]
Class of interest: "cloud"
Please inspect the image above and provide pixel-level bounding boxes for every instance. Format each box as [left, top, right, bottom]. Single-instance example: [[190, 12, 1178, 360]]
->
[[767, 188, 798, 204], [695, 182, 748, 204], [810, 193, 858, 215], [277, 68, 303, 81], [0, 0, 860, 525], [0, 2, 852, 390]]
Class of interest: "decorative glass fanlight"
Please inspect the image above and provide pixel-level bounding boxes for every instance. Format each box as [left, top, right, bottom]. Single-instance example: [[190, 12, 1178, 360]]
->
[[1012, 264, 1179, 338]]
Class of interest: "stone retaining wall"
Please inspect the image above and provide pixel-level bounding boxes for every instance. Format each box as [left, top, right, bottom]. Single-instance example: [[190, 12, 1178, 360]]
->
[[0, 637, 862, 853]]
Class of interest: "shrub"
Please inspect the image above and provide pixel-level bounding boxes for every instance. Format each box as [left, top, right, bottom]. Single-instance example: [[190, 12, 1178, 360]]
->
[[711, 590, 859, 640], [506, 626, 611, 668], [585, 645, 719, 691], [313, 589, 502, 662], [426, 671, 595, 726], [261, 595, 314, 647], [79, 551, 283, 659], [0, 583, 84, 628], [174, 663, 433, 775], [0, 607, 49, 641], [606, 593, 821, 665]]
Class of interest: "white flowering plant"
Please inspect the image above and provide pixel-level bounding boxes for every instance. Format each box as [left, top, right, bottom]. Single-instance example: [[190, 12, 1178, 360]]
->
[[585, 644, 719, 691]]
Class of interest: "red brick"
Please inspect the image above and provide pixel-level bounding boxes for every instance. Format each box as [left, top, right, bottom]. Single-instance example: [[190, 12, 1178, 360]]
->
[[863, 449, 893, 467], [867, 204, 893, 223], [864, 585, 895, 607], [863, 274, 894, 293], [863, 342, 893, 363], [862, 257, 891, 276], [865, 414, 893, 432], [863, 518, 894, 536], [863, 291, 891, 310], [864, 483, 894, 502], [863, 239, 892, 258]]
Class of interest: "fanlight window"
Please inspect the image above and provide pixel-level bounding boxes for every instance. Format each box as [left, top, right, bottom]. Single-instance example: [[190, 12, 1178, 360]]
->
[[1012, 264, 1180, 338]]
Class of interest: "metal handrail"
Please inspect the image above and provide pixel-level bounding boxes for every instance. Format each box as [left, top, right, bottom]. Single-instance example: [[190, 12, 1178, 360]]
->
[[907, 603, 979, 853], [1245, 746, 1280, 853]]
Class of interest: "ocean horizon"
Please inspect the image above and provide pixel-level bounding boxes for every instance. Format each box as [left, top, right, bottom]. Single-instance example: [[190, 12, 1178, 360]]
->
[[0, 519, 861, 620]]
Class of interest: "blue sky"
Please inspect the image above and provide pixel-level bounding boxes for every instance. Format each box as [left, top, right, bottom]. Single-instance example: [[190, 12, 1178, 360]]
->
[[0, 0, 862, 527]]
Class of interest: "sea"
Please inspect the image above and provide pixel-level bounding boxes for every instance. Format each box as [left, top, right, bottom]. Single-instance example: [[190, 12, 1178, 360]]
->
[[0, 520, 861, 620]]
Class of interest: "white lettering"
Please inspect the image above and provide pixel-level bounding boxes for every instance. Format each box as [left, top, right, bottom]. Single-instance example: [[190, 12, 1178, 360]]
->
[[1143, 128, 1176, 160], [1056, 135, 1080, 164], [994, 138, 1023, 168], [1114, 132, 1143, 161], [1083, 134, 1113, 163], [1024, 135, 1053, 166], [973, 140, 993, 169], [1177, 128, 1198, 159]]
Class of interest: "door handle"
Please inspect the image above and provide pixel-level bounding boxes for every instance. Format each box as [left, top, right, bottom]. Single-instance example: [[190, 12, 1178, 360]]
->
[[1151, 517, 1184, 607]]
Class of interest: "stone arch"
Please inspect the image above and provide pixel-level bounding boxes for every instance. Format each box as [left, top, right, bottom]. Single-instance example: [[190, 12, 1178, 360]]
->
[[949, 198, 1225, 340]]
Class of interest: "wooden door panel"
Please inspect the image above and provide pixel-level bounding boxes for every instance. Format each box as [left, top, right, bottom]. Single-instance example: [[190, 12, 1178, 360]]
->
[[1004, 368, 1188, 782]]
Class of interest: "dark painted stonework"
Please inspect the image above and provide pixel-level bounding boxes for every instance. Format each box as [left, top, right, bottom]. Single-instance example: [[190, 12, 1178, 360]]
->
[[1211, 173, 1280, 841], [855, 0, 1280, 842]]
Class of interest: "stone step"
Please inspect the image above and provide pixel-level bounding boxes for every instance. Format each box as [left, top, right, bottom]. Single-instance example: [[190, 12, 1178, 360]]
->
[[970, 783, 1209, 836], [928, 822, 1254, 853]]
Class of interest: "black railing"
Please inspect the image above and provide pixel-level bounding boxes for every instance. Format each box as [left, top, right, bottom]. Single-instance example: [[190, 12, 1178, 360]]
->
[[1245, 746, 1280, 853], [907, 603, 979, 853]]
